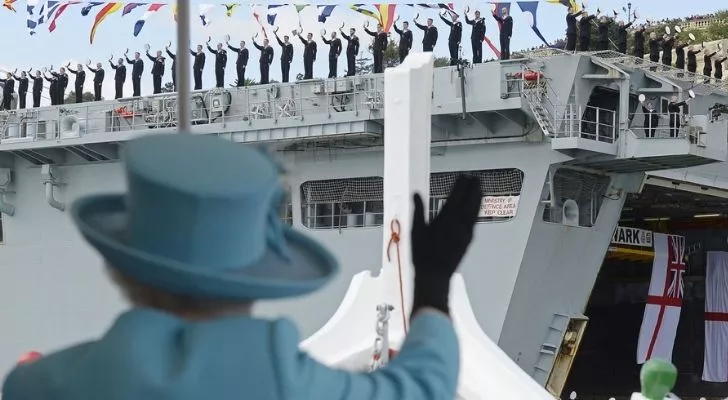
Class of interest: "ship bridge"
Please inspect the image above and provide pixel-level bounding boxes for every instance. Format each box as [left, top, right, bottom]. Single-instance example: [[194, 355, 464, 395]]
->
[[0, 53, 727, 398]]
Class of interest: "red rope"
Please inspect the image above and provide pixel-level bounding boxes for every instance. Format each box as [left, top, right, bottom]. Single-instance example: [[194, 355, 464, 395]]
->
[[386, 219, 408, 333]]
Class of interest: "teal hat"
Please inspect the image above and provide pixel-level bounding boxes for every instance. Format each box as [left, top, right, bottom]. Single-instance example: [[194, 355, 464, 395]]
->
[[71, 134, 338, 300]]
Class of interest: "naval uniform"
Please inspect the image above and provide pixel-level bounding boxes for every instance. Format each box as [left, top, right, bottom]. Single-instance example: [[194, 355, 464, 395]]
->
[[275, 36, 294, 83], [190, 49, 206, 90], [415, 22, 438, 52], [341, 32, 359, 76], [147, 52, 165, 94], [110, 61, 126, 99], [364, 28, 388, 73], [633, 28, 646, 58], [166, 49, 177, 91], [440, 15, 462, 65], [208, 45, 228, 88], [465, 15, 485, 63], [300, 36, 317, 80], [87, 66, 105, 101], [126, 56, 144, 97], [616, 22, 633, 54], [492, 13, 513, 59], [0, 77, 14, 110], [68, 67, 86, 103], [578, 15, 596, 52], [253, 42, 274, 84], [227, 44, 249, 87], [322, 36, 341, 78], [565, 12, 578, 51], [31, 75, 42, 108], [44, 74, 57, 105], [393, 24, 413, 63], [51, 72, 68, 105], [12, 73, 28, 109]]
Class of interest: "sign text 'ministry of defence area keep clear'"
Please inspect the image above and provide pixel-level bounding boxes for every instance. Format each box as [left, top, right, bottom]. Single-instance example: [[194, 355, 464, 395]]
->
[[479, 196, 520, 218], [611, 226, 653, 248]]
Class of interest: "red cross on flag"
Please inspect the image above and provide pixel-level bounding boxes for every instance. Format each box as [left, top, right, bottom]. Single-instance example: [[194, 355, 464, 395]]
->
[[703, 251, 728, 382], [637, 233, 685, 364]]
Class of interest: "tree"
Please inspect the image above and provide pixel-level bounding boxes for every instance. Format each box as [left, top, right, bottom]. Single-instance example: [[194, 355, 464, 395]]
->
[[162, 82, 174, 93], [64, 91, 95, 104], [433, 57, 450, 67], [356, 56, 373, 75]]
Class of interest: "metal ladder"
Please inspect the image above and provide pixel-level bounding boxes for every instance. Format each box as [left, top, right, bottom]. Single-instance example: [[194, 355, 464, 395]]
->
[[523, 90, 555, 137]]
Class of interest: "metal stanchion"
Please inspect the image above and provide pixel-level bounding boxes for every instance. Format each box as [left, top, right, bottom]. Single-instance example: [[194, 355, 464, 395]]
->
[[176, 0, 191, 131]]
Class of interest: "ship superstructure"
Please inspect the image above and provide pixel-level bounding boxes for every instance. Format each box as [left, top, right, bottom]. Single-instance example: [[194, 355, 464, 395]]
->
[[0, 49, 726, 397]]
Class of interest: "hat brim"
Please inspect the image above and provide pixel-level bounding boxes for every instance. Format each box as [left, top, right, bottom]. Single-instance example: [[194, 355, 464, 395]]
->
[[71, 194, 339, 300]]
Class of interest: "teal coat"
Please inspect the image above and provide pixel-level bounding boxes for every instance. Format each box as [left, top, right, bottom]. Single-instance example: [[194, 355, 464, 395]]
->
[[2, 308, 459, 400]]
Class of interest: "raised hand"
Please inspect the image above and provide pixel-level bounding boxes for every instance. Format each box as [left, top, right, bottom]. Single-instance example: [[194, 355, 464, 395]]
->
[[411, 175, 482, 315]]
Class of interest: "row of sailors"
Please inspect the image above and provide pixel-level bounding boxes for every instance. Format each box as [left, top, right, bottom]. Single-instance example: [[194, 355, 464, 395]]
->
[[563, 8, 727, 79], [0, 9, 514, 111]]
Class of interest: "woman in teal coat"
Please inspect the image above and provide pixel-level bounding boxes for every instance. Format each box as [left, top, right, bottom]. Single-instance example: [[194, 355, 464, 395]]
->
[[2, 134, 482, 400]]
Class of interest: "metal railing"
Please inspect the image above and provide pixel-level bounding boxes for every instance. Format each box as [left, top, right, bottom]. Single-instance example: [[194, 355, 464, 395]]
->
[[0, 76, 385, 142], [552, 104, 617, 143]]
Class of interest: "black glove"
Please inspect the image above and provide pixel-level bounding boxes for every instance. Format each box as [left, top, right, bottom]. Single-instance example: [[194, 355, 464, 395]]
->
[[410, 175, 482, 316]]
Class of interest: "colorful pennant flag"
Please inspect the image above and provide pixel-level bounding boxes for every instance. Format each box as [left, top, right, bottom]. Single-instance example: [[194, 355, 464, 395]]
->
[[133, 3, 164, 36], [89, 2, 122, 44], [122, 3, 147, 16], [81, 2, 103, 16], [374, 4, 396, 32], [41, 1, 61, 25], [3, 0, 17, 12], [546, 0, 580, 12], [267, 4, 282, 25], [223, 3, 238, 17], [251, 6, 268, 40], [294, 5, 307, 13], [198, 3, 214, 26], [350, 4, 379, 23], [26, 0, 40, 35], [317, 5, 335, 23], [517, 1, 551, 47], [49, 0, 81, 32]]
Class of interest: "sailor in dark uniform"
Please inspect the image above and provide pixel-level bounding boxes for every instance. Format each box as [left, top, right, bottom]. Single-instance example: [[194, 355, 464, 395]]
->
[[661, 34, 675, 66], [674, 40, 688, 72], [252, 36, 274, 84], [440, 11, 462, 65], [715, 54, 727, 81], [642, 101, 659, 138], [633, 25, 646, 59], [274, 31, 294, 83], [190, 45, 206, 90], [686, 45, 700, 74], [125, 51, 144, 97], [492, 7, 513, 59], [0, 72, 14, 110], [44, 69, 57, 105], [227, 39, 249, 87], [30, 70, 43, 107], [322, 31, 342, 78], [110, 57, 126, 99], [364, 23, 388, 74], [414, 16, 438, 52], [465, 9, 485, 63], [393, 20, 413, 63], [595, 16, 613, 51], [703, 48, 718, 81], [51, 67, 69, 105], [299, 32, 317, 80], [165, 46, 177, 91], [340, 27, 359, 76], [86, 62, 104, 101], [207, 40, 227, 88], [564, 7, 579, 52], [67, 63, 86, 103], [11, 70, 29, 109], [146, 49, 165, 94], [578, 10, 596, 52], [648, 32, 661, 63], [616, 20, 633, 54], [667, 96, 687, 137]]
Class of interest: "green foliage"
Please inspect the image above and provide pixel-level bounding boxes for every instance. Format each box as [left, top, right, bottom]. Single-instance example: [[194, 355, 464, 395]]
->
[[64, 91, 95, 103], [162, 81, 174, 93], [433, 57, 450, 67]]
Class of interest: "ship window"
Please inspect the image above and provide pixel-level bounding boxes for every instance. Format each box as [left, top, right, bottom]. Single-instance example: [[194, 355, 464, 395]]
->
[[541, 168, 611, 227], [299, 168, 525, 230]]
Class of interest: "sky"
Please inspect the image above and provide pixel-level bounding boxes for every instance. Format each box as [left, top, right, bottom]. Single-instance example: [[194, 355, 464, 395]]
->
[[0, 0, 722, 105]]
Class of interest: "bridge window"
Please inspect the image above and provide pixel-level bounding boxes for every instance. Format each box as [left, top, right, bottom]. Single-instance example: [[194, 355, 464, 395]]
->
[[300, 168, 525, 230], [542, 168, 611, 227]]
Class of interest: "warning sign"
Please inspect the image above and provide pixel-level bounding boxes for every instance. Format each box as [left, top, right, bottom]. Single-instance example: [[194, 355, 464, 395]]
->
[[479, 196, 520, 218], [611, 226, 653, 248]]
